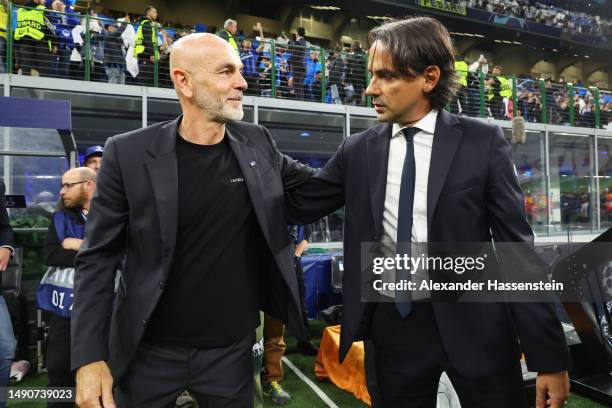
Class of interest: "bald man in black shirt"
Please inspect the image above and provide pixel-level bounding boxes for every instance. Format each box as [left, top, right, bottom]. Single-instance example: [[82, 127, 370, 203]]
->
[[72, 33, 314, 408]]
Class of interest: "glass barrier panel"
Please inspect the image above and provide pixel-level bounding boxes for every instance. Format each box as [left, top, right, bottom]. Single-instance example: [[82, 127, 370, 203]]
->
[[548, 132, 596, 234]]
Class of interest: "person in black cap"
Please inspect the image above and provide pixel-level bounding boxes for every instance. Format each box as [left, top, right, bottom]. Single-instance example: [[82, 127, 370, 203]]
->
[[82, 145, 103, 173]]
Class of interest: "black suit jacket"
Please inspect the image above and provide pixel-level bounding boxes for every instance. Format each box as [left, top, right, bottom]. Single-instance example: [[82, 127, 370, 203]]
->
[[286, 110, 570, 374], [71, 117, 313, 381], [0, 181, 15, 291]]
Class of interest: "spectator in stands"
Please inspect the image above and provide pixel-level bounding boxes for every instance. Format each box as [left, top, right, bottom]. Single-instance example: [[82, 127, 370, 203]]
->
[[134, 5, 159, 86], [157, 28, 174, 88], [48, 0, 79, 79], [102, 21, 128, 84], [328, 49, 346, 104], [305, 50, 322, 101], [0, 181, 15, 408], [116, 14, 138, 85], [466, 54, 488, 114], [14, 0, 56, 76], [240, 38, 261, 95], [258, 53, 273, 97], [88, 11, 105, 82], [346, 41, 367, 106], [217, 19, 239, 54], [289, 27, 307, 100], [278, 58, 292, 98], [486, 65, 509, 119], [312, 70, 323, 102], [43, 167, 96, 408], [83, 145, 103, 173]]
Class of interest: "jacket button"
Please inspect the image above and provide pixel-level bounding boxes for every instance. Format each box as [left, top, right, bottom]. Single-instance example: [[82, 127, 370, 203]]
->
[[250, 161, 256, 167], [142, 319, 148, 325], [159, 280, 164, 289]]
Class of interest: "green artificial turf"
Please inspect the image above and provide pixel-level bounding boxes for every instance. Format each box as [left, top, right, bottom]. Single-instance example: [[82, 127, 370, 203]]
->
[[5, 319, 609, 408]]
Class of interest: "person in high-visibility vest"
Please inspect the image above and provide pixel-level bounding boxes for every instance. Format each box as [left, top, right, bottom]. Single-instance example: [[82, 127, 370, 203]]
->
[[13, 0, 56, 76], [134, 5, 159, 86], [216, 18, 239, 54], [451, 59, 469, 115], [486, 65, 511, 119], [0, 3, 7, 73]]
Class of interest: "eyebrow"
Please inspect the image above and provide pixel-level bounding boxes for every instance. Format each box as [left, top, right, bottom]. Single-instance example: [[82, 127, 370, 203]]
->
[[369, 68, 398, 77], [215, 62, 244, 72]]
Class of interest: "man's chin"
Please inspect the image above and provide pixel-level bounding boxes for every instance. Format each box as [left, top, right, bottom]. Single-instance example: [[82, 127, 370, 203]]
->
[[376, 112, 392, 123], [221, 107, 244, 122]]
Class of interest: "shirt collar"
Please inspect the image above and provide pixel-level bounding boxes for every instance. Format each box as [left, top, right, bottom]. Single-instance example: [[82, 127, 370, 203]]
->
[[391, 109, 439, 139]]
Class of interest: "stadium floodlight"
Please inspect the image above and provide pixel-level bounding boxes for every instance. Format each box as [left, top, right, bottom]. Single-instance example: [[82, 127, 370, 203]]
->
[[310, 5, 341, 11]]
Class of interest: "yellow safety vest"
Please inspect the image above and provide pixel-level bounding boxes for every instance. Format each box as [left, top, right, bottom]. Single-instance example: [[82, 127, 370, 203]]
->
[[455, 60, 468, 87], [225, 29, 238, 53], [0, 4, 7, 40], [489, 76, 512, 100], [134, 19, 158, 60], [14, 4, 46, 41]]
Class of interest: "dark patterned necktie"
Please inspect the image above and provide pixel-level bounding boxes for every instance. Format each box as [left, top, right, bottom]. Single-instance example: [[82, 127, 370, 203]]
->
[[395, 127, 419, 318]]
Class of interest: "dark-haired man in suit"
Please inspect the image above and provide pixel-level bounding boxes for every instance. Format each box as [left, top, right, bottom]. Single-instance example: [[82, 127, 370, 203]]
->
[[285, 17, 570, 408]]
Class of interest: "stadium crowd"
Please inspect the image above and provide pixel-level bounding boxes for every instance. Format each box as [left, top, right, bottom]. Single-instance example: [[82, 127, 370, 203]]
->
[[464, 0, 612, 45], [3, 0, 611, 128]]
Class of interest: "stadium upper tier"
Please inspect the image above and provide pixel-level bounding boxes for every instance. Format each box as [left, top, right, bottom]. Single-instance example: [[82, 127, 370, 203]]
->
[[3, 2, 611, 130]]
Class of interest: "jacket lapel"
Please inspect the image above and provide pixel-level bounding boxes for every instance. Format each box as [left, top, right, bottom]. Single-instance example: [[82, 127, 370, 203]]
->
[[145, 117, 180, 269], [226, 125, 272, 247], [427, 110, 462, 231], [366, 123, 392, 241]]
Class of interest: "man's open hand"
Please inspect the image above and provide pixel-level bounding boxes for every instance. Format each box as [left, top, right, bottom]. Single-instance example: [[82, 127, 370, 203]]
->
[[75, 361, 115, 408], [535, 371, 570, 408]]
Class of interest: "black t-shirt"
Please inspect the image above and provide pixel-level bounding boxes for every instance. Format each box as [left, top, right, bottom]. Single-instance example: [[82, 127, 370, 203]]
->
[[145, 133, 264, 347]]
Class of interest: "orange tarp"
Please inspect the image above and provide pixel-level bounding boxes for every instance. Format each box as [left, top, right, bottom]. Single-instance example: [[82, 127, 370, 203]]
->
[[314, 325, 371, 406]]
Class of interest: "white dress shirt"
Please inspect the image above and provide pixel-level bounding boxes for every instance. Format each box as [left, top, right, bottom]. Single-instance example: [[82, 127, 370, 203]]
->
[[380, 109, 438, 299]]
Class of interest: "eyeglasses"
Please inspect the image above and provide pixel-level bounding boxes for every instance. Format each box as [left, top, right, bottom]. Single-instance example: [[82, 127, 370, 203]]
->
[[60, 181, 88, 191]]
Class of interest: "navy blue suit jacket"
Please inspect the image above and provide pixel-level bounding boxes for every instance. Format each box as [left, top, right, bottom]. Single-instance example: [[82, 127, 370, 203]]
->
[[286, 110, 570, 374]]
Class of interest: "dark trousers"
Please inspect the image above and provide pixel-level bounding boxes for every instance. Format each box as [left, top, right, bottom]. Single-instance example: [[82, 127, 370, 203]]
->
[[114, 333, 255, 408], [294, 257, 310, 333], [369, 302, 527, 408], [45, 314, 74, 408]]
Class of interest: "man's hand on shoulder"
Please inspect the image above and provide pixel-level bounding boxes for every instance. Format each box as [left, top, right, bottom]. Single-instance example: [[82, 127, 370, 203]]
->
[[75, 361, 115, 408], [535, 370, 569, 408], [0, 247, 11, 271]]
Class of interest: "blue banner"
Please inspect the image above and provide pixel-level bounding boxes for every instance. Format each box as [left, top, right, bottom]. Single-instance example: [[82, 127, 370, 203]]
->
[[36, 267, 74, 318]]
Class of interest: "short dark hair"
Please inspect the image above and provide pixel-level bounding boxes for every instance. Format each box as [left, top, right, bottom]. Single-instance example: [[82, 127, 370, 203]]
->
[[368, 17, 459, 110], [297, 26, 305, 37], [144, 5, 155, 15]]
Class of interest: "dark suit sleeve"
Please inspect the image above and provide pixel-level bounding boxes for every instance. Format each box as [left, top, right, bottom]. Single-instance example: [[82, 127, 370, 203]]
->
[[284, 137, 347, 225], [485, 125, 570, 373], [71, 137, 129, 371], [0, 182, 14, 247], [260, 125, 315, 191], [43, 220, 77, 267]]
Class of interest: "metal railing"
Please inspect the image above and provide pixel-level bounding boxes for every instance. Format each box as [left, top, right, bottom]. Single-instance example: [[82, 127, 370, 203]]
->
[[3, 1, 612, 128]]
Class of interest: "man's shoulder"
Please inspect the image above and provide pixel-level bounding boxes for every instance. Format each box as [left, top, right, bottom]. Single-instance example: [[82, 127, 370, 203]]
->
[[453, 114, 500, 137], [346, 122, 387, 146], [109, 120, 172, 146]]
